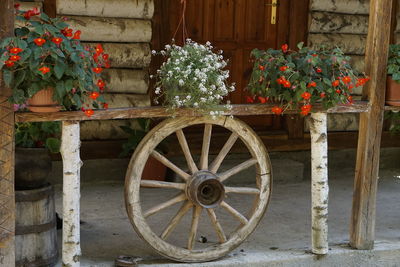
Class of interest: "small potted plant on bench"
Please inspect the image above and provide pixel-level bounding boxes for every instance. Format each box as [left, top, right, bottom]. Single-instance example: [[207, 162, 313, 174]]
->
[[247, 42, 369, 115], [0, 5, 109, 115], [386, 44, 400, 106]]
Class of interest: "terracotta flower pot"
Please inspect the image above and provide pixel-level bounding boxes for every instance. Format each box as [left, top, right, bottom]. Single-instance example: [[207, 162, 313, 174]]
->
[[386, 76, 400, 106], [27, 87, 61, 112], [142, 155, 167, 181]]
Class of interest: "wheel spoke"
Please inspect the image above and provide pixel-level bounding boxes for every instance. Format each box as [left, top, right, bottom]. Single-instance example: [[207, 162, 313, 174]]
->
[[161, 201, 193, 240], [199, 124, 212, 170], [218, 158, 257, 183], [151, 150, 190, 181], [220, 201, 248, 225], [209, 133, 238, 173], [224, 186, 260, 195], [144, 193, 186, 218], [140, 180, 185, 190], [188, 205, 202, 250], [207, 208, 227, 243], [176, 129, 198, 174]]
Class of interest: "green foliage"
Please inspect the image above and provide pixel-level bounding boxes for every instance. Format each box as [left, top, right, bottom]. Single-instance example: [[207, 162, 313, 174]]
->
[[385, 111, 400, 134], [0, 7, 109, 111], [247, 43, 369, 115], [153, 39, 234, 116], [15, 122, 61, 153], [387, 44, 400, 83]]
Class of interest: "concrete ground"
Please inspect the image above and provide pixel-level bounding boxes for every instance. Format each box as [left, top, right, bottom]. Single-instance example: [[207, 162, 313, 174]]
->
[[52, 156, 400, 267]]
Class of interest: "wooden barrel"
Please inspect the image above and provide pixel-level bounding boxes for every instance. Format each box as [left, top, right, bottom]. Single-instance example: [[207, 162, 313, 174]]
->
[[15, 185, 58, 267]]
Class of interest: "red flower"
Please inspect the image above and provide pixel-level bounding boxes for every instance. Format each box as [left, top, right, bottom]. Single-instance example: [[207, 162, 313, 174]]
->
[[104, 61, 111, 68], [9, 47, 23, 54], [103, 103, 109, 109], [281, 44, 288, 53], [258, 65, 265, 71], [34, 38, 46, 46], [335, 89, 341, 94], [93, 53, 99, 63], [258, 96, 267, 104], [320, 92, 326, 98], [312, 54, 318, 57], [283, 80, 291, 88], [307, 81, 316, 88], [356, 77, 370, 87], [39, 66, 50, 74], [14, 3, 20, 9], [300, 104, 312, 116], [84, 109, 94, 117], [23, 8, 40, 20], [52, 37, 63, 45], [301, 92, 311, 100], [272, 106, 283, 115], [5, 60, 14, 67], [246, 96, 254, 103], [93, 67, 103, 74], [9, 55, 21, 61], [72, 30, 81, 40], [61, 28, 73, 37], [89, 92, 100, 100], [102, 54, 109, 60], [347, 95, 353, 103], [279, 66, 288, 72], [332, 80, 340, 87], [341, 76, 351, 84], [316, 67, 322, 73], [97, 79, 105, 88], [95, 44, 104, 55]]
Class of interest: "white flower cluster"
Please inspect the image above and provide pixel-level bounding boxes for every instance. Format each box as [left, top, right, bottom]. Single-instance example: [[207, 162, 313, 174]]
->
[[153, 39, 235, 116]]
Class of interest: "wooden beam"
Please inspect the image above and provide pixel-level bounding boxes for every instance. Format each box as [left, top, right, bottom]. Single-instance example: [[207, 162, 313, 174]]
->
[[0, 1, 15, 266], [15, 101, 370, 123], [350, 0, 393, 250], [43, 0, 56, 18]]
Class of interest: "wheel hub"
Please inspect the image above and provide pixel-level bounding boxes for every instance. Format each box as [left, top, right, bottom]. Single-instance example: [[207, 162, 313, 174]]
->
[[186, 171, 225, 208]]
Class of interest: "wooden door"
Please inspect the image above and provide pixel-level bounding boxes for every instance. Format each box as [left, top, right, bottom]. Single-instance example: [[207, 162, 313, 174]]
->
[[152, 0, 309, 130]]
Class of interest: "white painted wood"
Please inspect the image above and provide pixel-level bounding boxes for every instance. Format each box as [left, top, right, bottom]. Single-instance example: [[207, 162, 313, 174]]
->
[[310, 112, 329, 255], [61, 121, 82, 267]]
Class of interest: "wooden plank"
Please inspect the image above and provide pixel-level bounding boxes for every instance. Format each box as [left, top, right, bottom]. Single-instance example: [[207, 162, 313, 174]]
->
[[43, 0, 56, 18], [309, 11, 369, 34], [350, 0, 393, 250], [15, 101, 370, 123], [0, 1, 15, 266], [310, 0, 370, 15]]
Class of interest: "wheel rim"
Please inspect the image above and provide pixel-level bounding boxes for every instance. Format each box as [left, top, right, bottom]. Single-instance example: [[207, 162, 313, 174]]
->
[[125, 116, 272, 262]]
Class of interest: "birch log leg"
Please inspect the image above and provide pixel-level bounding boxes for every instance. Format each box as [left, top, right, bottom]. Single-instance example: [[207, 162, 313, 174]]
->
[[61, 121, 82, 267], [310, 112, 329, 255]]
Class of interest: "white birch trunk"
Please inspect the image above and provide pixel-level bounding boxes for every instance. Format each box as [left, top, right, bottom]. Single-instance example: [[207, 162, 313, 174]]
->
[[61, 121, 82, 267], [310, 112, 329, 255]]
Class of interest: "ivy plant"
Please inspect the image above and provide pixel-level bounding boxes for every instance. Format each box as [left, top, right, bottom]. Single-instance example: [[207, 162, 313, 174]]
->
[[15, 121, 61, 153], [387, 44, 400, 83]]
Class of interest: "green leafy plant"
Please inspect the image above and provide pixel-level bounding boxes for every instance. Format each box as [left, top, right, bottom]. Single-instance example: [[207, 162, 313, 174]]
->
[[386, 111, 400, 134], [0, 5, 110, 116], [247, 42, 369, 115], [15, 121, 61, 153], [387, 44, 400, 82], [152, 39, 234, 116]]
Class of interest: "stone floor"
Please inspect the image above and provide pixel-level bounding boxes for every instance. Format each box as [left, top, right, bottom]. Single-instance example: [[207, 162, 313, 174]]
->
[[53, 165, 400, 266]]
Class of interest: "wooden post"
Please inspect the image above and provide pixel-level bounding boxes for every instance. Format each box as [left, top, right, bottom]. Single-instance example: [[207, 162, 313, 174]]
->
[[310, 112, 329, 255], [61, 121, 82, 267], [0, 1, 15, 266], [350, 0, 393, 250], [43, 0, 56, 18]]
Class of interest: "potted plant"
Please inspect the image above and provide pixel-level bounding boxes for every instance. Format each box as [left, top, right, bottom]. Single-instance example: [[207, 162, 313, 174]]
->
[[152, 39, 235, 116], [386, 44, 400, 106], [386, 111, 400, 134], [15, 120, 61, 189], [247, 42, 369, 115], [120, 119, 168, 181], [0, 6, 110, 115]]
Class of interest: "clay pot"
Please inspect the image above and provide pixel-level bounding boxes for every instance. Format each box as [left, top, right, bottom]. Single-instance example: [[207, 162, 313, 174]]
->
[[27, 87, 61, 112], [15, 148, 52, 190], [142, 155, 167, 181], [386, 76, 400, 106]]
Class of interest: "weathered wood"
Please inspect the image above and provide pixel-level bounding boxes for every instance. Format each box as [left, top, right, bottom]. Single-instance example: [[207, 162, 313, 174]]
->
[[206, 209, 227, 243], [144, 193, 186, 218], [187, 206, 202, 250], [308, 33, 366, 55], [176, 129, 198, 174], [209, 133, 239, 173], [151, 150, 190, 181], [65, 16, 152, 42], [0, 1, 15, 266], [61, 121, 81, 267], [310, 0, 370, 14], [199, 124, 212, 170], [161, 201, 193, 240], [350, 55, 366, 77], [309, 12, 369, 34], [57, 0, 154, 19], [84, 43, 151, 69], [125, 116, 272, 262], [224, 187, 260, 195], [103, 94, 150, 108], [17, 1, 43, 11], [15, 185, 58, 267], [350, 0, 393, 250], [140, 180, 185, 190], [305, 113, 360, 132], [310, 112, 329, 255], [103, 69, 149, 94], [218, 159, 257, 183], [80, 119, 145, 140], [384, 105, 400, 111], [15, 101, 371, 123], [43, 0, 56, 18]]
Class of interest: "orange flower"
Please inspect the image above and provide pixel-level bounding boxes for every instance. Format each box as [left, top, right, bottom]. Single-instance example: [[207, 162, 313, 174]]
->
[[52, 37, 63, 45], [72, 30, 81, 40], [84, 109, 94, 117], [279, 66, 288, 72], [9, 55, 21, 61], [95, 44, 104, 55], [301, 92, 311, 100], [312, 54, 318, 57], [282, 80, 291, 88], [271, 106, 283, 115], [341, 76, 351, 84], [347, 95, 353, 103], [258, 96, 267, 104], [93, 67, 103, 74], [320, 92, 326, 98], [97, 79, 105, 88], [89, 91, 100, 100], [103, 103, 109, 109], [5, 60, 14, 67], [102, 54, 109, 60], [332, 80, 340, 87], [259, 65, 265, 71], [335, 89, 341, 94], [281, 44, 288, 53], [9, 47, 23, 54], [316, 67, 322, 73], [61, 27, 73, 37], [307, 81, 316, 88], [34, 38, 46, 46], [246, 96, 254, 103], [39, 66, 50, 74], [300, 104, 312, 116]]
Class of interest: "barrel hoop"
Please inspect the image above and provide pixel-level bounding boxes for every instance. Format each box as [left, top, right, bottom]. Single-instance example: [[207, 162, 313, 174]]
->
[[15, 184, 54, 202], [16, 252, 58, 267], [16, 219, 56, 235]]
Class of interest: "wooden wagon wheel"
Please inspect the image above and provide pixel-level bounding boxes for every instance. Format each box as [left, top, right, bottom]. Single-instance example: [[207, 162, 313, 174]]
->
[[124, 116, 272, 262]]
